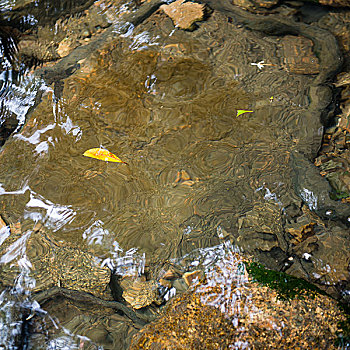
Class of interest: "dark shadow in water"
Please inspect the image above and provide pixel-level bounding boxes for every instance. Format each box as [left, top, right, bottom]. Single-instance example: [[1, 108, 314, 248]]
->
[[0, 22, 19, 64], [1, 0, 96, 27], [0, 19, 21, 147], [0, 0, 98, 147]]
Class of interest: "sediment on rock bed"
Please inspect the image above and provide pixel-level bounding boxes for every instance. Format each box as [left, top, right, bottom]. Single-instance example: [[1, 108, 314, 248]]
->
[[130, 252, 346, 349]]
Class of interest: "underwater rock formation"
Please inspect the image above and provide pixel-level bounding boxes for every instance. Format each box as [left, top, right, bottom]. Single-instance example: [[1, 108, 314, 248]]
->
[[130, 252, 345, 349]]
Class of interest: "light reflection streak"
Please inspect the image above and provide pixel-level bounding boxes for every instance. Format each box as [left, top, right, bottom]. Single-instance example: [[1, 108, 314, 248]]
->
[[0, 1, 14, 11], [101, 241, 145, 276], [0, 182, 30, 195], [0, 231, 31, 264], [15, 123, 55, 144], [128, 31, 160, 51], [256, 184, 283, 207], [25, 191, 77, 231], [300, 188, 318, 210], [53, 99, 82, 140], [117, 22, 134, 37], [3, 75, 49, 132], [172, 239, 284, 332], [0, 290, 22, 349], [83, 219, 110, 245], [0, 225, 10, 246]]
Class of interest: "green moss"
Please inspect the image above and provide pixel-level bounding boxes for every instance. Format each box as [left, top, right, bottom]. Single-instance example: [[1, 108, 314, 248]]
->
[[244, 261, 324, 301], [330, 190, 350, 201], [245, 262, 350, 346]]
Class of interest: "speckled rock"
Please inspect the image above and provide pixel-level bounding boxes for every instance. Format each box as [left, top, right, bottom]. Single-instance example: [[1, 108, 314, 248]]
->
[[160, 0, 206, 30], [319, 0, 350, 7], [0, 222, 110, 299], [120, 276, 161, 309], [280, 35, 320, 75], [232, 0, 279, 9], [130, 252, 345, 349]]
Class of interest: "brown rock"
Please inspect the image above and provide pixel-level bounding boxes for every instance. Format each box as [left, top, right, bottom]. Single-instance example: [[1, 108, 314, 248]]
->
[[335, 72, 350, 87], [160, 0, 205, 30], [162, 269, 176, 280], [0, 222, 111, 299], [57, 38, 76, 58], [130, 253, 345, 349], [286, 222, 316, 245], [319, 0, 350, 6], [0, 215, 6, 231], [237, 202, 288, 252], [175, 169, 191, 182], [159, 278, 172, 288], [280, 35, 320, 75], [231, 0, 279, 9], [182, 270, 205, 286], [231, 0, 255, 9], [254, 0, 279, 7], [121, 276, 160, 309]]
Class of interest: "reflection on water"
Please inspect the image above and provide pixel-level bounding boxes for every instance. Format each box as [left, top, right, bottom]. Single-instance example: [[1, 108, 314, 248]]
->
[[0, 37, 251, 258], [0, 0, 349, 348], [0, 69, 43, 148]]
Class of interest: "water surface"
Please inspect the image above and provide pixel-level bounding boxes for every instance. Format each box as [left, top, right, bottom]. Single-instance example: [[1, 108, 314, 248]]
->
[[0, 0, 349, 348]]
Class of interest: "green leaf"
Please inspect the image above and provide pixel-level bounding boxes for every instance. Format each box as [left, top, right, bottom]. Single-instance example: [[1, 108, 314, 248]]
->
[[236, 110, 253, 117]]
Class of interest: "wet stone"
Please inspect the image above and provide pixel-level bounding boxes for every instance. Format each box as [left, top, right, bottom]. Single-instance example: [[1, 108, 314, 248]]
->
[[279, 35, 320, 74], [159, 278, 172, 288], [335, 72, 350, 87], [130, 252, 345, 349], [237, 202, 288, 253], [254, 0, 279, 7], [172, 277, 189, 293], [285, 206, 322, 255], [319, 0, 350, 6], [160, 0, 206, 30], [17, 3, 111, 65], [120, 276, 161, 309], [231, 0, 279, 11], [182, 269, 205, 286], [0, 222, 111, 299]]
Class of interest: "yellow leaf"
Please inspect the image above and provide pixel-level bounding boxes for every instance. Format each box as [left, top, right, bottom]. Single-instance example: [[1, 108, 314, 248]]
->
[[83, 148, 126, 163], [236, 110, 253, 117]]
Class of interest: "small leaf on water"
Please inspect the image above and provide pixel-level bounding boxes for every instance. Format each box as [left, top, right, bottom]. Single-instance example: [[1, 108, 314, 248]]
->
[[236, 110, 254, 117], [83, 148, 126, 163]]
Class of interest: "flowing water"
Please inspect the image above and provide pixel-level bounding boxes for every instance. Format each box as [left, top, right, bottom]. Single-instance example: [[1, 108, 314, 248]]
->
[[0, 0, 349, 348]]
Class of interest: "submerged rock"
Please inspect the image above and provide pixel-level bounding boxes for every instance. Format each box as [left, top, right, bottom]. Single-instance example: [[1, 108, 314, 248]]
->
[[237, 202, 288, 253], [120, 276, 161, 309], [0, 221, 111, 299], [319, 0, 350, 6], [160, 0, 206, 30], [130, 252, 345, 349], [231, 0, 279, 10], [279, 35, 320, 75]]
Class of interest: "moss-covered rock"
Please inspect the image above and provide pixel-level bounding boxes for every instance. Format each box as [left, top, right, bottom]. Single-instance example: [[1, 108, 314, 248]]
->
[[130, 252, 346, 349]]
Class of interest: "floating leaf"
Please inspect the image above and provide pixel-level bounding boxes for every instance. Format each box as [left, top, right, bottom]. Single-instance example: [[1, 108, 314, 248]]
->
[[83, 148, 126, 163], [236, 110, 253, 117]]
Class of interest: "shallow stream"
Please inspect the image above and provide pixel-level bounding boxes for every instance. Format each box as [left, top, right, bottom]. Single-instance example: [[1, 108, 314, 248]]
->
[[0, 0, 349, 348]]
